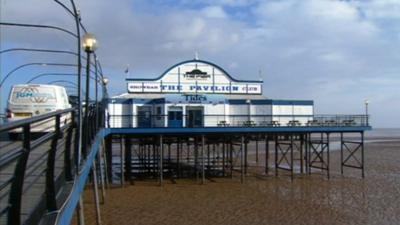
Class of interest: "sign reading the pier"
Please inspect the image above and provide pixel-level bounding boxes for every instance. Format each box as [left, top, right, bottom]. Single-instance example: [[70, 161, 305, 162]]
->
[[127, 60, 262, 94]]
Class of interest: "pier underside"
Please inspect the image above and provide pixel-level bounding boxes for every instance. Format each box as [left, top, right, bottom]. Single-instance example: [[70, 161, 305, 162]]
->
[[103, 127, 369, 185]]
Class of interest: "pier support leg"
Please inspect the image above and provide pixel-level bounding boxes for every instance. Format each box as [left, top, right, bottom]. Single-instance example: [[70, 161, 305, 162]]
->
[[265, 135, 269, 175], [176, 139, 180, 178], [290, 134, 294, 181], [340, 132, 365, 178], [207, 144, 210, 175], [230, 141, 233, 179], [274, 135, 278, 177], [92, 161, 102, 225], [105, 135, 112, 183], [244, 140, 248, 175], [195, 139, 199, 182], [340, 133, 344, 175], [159, 135, 163, 186], [124, 137, 132, 183], [327, 133, 330, 179], [202, 135, 205, 184], [120, 137, 124, 187], [97, 149, 106, 203], [308, 133, 329, 178], [101, 139, 110, 189], [256, 138, 259, 164], [362, 132, 365, 178], [168, 143, 171, 174], [77, 197, 85, 225], [222, 139, 226, 176], [241, 135, 245, 183]]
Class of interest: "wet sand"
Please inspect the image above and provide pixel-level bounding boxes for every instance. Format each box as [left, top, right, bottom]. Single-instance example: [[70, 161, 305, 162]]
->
[[77, 140, 400, 225]]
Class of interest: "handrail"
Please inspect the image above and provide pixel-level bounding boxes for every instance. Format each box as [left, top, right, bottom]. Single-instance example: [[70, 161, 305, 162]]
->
[[0, 105, 104, 225], [0, 108, 74, 132]]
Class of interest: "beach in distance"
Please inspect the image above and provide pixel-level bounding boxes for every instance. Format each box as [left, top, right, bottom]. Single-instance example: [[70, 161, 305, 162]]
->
[[79, 128, 400, 225]]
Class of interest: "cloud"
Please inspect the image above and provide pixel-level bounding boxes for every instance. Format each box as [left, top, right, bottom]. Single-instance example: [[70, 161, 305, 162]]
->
[[201, 6, 228, 18], [1, 0, 400, 127]]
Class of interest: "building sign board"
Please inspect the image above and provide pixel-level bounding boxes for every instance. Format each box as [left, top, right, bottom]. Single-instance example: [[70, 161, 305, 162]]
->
[[127, 60, 262, 95]]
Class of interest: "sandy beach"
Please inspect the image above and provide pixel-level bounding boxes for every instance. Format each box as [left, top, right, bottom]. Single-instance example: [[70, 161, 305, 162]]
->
[[77, 139, 400, 225]]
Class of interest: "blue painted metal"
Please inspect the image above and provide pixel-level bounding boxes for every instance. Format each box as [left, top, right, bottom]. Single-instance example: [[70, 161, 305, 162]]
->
[[107, 126, 372, 135], [125, 59, 263, 83], [55, 129, 109, 225]]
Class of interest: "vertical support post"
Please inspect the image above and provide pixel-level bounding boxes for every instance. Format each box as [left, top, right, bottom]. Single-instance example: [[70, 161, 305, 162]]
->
[[195, 138, 199, 182], [230, 141, 233, 178], [120, 136, 124, 187], [65, 111, 75, 181], [177, 138, 180, 178], [327, 133, 330, 179], [222, 139, 226, 176], [168, 143, 171, 174], [46, 114, 60, 211], [159, 135, 163, 186], [361, 132, 365, 178], [201, 135, 205, 184], [125, 136, 132, 182], [275, 135, 278, 177], [207, 144, 210, 175], [307, 133, 313, 175], [105, 135, 112, 183], [256, 138, 259, 163], [98, 147, 106, 203], [244, 139, 248, 175], [304, 133, 309, 174], [265, 135, 269, 175], [340, 132, 344, 175], [7, 125, 30, 225], [300, 134, 304, 174], [290, 134, 294, 181], [77, 198, 85, 225], [92, 161, 102, 225], [241, 135, 245, 183]]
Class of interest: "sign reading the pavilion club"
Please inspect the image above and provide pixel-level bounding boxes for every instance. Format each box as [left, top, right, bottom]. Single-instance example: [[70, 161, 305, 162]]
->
[[127, 60, 262, 94]]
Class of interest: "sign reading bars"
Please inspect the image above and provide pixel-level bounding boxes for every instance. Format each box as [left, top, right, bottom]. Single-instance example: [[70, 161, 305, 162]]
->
[[127, 60, 262, 95]]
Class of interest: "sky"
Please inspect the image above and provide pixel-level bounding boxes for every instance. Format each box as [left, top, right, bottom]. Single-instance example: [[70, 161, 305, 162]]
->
[[0, 0, 400, 127]]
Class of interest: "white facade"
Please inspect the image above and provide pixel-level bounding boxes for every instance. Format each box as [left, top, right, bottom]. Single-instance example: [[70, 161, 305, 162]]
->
[[108, 59, 314, 128]]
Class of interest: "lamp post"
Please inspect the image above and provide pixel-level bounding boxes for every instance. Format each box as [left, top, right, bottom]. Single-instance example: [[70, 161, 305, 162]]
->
[[365, 99, 369, 126], [101, 77, 109, 127], [82, 33, 98, 155], [246, 99, 251, 123]]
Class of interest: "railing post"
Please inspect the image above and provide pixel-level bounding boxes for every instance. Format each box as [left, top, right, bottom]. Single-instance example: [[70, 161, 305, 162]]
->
[[65, 111, 75, 181], [7, 124, 31, 225], [46, 114, 61, 211]]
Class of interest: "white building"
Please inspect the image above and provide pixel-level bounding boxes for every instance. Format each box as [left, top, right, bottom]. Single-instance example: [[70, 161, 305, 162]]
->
[[107, 59, 313, 128]]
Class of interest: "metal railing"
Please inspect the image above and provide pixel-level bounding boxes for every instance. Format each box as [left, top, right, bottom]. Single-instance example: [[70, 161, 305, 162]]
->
[[0, 104, 103, 225], [106, 114, 369, 128]]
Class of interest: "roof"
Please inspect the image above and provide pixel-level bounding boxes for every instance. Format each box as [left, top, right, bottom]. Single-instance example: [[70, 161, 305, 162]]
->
[[125, 59, 263, 84]]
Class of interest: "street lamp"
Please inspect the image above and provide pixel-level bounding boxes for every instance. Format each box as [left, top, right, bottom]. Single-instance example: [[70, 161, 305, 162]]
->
[[365, 99, 369, 126], [101, 77, 109, 127], [246, 99, 251, 122], [82, 33, 98, 155]]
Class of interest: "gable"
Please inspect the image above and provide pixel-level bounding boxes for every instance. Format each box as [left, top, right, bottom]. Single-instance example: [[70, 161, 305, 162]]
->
[[126, 59, 263, 95]]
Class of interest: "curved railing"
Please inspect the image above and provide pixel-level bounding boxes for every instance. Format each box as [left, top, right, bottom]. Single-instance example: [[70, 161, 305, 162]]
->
[[0, 104, 104, 225]]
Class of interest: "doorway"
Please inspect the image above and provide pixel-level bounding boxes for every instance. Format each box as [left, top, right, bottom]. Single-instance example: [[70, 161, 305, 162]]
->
[[137, 106, 152, 128], [168, 106, 183, 127], [186, 106, 204, 128]]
